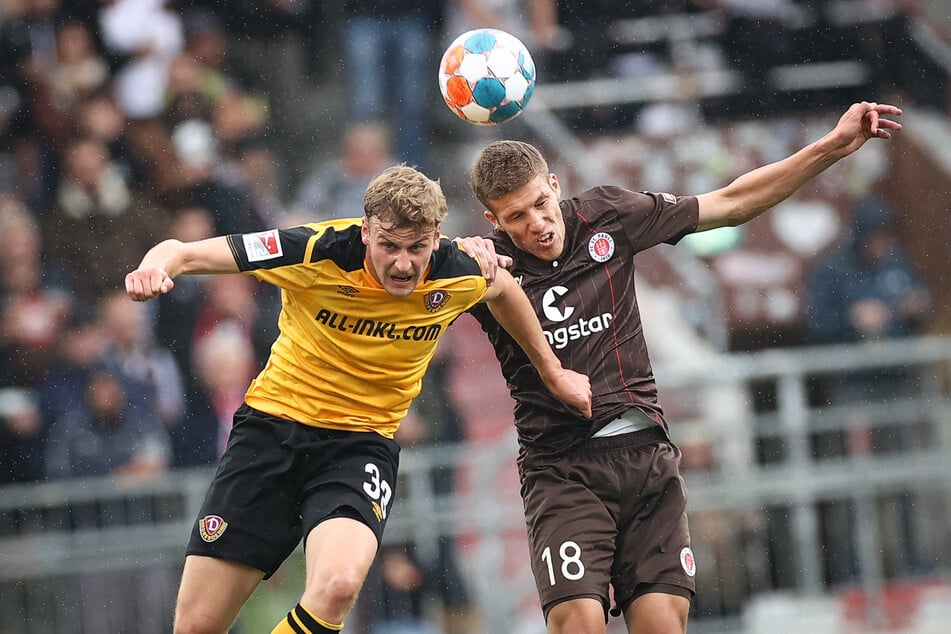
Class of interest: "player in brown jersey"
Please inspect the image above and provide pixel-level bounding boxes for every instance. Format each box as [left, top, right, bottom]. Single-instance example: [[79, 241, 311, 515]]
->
[[125, 165, 592, 634], [463, 101, 902, 633]]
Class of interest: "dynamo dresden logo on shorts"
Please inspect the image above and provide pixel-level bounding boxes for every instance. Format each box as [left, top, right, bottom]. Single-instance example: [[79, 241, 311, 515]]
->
[[198, 515, 229, 542], [680, 546, 697, 577]]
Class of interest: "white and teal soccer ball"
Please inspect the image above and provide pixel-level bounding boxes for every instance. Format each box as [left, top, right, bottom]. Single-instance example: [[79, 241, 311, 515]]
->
[[438, 28, 537, 126]]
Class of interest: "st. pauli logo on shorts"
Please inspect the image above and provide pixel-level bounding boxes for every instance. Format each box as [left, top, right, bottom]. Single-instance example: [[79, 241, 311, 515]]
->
[[680, 546, 697, 577], [198, 514, 229, 542], [587, 232, 615, 263]]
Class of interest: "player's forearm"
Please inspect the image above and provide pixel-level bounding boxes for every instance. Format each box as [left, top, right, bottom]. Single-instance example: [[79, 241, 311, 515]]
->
[[698, 136, 840, 230], [136, 237, 237, 277], [136, 239, 189, 278], [486, 287, 563, 379]]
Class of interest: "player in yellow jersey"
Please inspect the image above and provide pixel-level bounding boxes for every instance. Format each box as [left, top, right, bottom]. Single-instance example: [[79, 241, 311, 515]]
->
[[125, 165, 592, 634]]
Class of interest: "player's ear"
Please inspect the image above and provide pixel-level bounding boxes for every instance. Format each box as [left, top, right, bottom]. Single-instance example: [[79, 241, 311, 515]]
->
[[484, 209, 499, 230], [432, 224, 442, 250], [361, 218, 371, 245], [549, 173, 561, 198]]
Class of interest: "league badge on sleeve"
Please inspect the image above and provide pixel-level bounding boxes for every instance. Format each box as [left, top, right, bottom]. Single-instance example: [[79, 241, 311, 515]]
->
[[243, 229, 283, 262]]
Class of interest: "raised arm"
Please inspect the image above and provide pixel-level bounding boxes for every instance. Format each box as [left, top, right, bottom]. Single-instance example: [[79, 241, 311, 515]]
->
[[125, 236, 239, 301], [482, 268, 592, 417], [695, 101, 902, 232]]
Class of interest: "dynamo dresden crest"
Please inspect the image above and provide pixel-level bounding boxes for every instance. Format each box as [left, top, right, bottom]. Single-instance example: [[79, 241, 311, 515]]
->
[[198, 514, 229, 542], [424, 290, 450, 313]]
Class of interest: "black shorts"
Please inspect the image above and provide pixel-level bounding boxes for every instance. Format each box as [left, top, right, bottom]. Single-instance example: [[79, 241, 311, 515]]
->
[[186, 404, 400, 578], [520, 426, 695, 620]]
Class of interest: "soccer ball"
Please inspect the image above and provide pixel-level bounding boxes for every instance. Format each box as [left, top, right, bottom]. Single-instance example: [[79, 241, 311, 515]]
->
[[438, 28, 536, 126]]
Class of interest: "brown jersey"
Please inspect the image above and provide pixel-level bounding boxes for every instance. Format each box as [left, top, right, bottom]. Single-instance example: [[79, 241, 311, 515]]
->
[[470, 186, 698, 466]]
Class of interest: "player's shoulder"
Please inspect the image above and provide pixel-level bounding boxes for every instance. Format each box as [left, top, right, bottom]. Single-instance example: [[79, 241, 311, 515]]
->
[[429, 237, 484, 281], [307, 218, 365, 271]]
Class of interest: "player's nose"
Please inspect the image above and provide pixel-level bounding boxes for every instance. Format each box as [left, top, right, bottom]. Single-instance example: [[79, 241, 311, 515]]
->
[[526, 209, 548, 232], [393, 251, 414, 272]]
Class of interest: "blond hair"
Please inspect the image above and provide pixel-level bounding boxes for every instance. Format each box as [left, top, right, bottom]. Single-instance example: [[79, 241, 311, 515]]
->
[[364, 164, 447, 230], [469, 140, 549, 210]]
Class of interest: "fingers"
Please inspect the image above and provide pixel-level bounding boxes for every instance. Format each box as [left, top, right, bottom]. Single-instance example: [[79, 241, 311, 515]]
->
[[125, 268, 172, 301], [861, 101, 903, 133], [456, 236, 508, 281]]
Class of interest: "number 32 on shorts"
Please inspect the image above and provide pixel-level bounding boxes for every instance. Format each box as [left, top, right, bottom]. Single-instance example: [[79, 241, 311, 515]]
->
[[362, 462, 393, 520], [542, 540, 586, 585]]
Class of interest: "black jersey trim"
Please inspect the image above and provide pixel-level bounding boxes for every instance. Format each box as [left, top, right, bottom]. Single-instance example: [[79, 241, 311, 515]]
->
[[428, 238, 484, 281], [310, 223, 366, 272]]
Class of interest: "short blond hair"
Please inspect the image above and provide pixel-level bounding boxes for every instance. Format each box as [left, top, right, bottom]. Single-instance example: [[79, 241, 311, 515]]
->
[[364, 164, 447, 230]]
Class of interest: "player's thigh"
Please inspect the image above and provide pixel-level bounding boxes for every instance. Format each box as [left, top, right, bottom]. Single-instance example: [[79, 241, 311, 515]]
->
[[546, 597, 607, 634], [301, 516, 378, 601], [174, 554, 264, 632], [522, 465, 616, 617], [624, 591, 690, 634]]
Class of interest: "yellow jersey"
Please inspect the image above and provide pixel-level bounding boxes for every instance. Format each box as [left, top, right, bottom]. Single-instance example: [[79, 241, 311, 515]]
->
[[226, 219, 488, 438]]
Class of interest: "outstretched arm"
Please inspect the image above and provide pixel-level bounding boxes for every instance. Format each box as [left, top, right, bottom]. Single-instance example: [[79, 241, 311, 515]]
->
[[125, 236, 239, 301], [695, 101, 902, 232], [482, 269, 592, 417]]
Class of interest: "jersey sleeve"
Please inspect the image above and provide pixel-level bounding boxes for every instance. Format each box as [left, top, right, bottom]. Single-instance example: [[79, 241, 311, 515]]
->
[[226, 225, 323, 290], [600, 186, 699, 253]]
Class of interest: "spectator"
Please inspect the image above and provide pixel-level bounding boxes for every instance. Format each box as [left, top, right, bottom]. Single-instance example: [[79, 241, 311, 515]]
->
[[183, 320, 258, 466], [339, 2, 441, 169], [98, 0, 184, 119], [95, 288, 186, 430], [43, 134, 168, 310], [191, 271, 271, 370], [804, 194, 933, 583], [0, 0, 72, 211], [291, 121, 396, 220], [216, 0, 319, 153], [44, 367, 171, 480], [445, 0, 559, 53], [223, 135, 290, 227], [154, 205, 217, 384], [0, 202, 70, 483], [357, 542, 445, 634], [48, 20, 110, 112], [0, 202, 71, 388], [44, 366, 175, 634], [0, 385, 43, 484], [73, 88, 149, 189]]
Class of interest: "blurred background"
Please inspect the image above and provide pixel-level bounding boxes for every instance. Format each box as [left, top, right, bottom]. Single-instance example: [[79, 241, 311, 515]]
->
[[1, 1, 950, 633]]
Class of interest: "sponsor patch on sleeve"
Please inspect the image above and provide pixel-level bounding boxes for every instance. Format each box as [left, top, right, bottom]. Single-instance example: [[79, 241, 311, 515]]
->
[[661, 192, 677, 204], [243, 229, 283, 262]]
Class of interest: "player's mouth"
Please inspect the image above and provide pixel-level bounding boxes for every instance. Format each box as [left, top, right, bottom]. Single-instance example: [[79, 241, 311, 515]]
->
[[538, 232, 555, 247]]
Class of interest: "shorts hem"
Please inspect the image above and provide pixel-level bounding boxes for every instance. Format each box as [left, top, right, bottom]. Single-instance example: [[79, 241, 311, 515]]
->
[[542, 593, 608, 622], [183, 550, 272, 579], [612, 581, 695, 616]]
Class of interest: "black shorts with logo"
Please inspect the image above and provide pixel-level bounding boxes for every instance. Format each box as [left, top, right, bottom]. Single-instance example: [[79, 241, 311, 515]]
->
[[186, 404, 400, 578], [520, 426, 695, 619]]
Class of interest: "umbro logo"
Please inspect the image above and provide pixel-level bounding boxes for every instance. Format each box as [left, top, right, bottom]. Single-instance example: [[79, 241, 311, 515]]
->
[[336, 285, 360, 297]]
